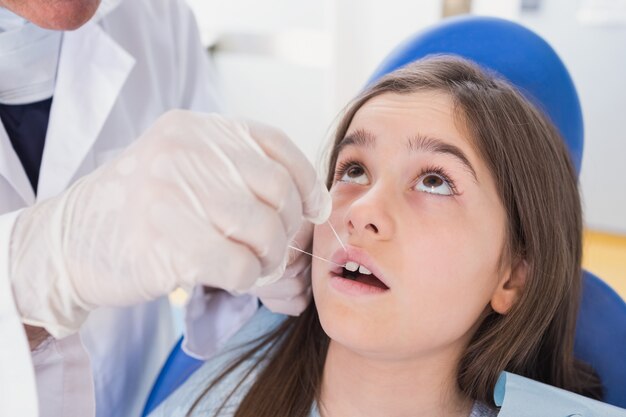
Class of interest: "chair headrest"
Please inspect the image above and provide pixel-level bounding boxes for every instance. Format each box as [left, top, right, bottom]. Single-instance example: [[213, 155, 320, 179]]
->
[[368, 16, 584, 174]]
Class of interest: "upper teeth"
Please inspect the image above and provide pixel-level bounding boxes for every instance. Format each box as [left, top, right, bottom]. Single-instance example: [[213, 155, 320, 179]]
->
[[344, 261, 372, 275]]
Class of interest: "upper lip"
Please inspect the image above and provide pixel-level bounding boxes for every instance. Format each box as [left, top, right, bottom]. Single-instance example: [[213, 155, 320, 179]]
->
[[330, 246, 391, 288]]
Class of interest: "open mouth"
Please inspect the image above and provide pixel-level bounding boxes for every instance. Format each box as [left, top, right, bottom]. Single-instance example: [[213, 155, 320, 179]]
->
[[340, 261, 389, 290]]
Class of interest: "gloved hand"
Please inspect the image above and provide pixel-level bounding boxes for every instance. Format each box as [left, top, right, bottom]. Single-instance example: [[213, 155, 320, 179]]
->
[[9, 111, 331, 338], [251, 222, 314, 316]]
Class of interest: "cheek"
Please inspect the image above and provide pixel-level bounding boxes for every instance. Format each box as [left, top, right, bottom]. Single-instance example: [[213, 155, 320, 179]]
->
[[393, 205, 506, 347], [409, 191, 506, 283]]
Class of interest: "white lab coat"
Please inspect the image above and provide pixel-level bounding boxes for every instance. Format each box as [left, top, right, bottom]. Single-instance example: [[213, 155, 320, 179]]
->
[[0, 0, 257, 416]]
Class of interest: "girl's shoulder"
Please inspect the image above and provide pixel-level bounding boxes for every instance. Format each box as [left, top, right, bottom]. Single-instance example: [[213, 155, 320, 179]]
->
[[150, 307, 288, 417]]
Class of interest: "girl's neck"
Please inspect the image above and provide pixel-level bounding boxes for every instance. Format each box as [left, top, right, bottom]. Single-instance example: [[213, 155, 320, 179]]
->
[[319, 341, 473, 417]]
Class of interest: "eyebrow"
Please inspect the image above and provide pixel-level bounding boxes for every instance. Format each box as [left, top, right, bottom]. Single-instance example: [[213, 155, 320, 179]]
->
[[337, 129, 478, 183], [336, 128, 376, 153], [407, 134, 478, 182]]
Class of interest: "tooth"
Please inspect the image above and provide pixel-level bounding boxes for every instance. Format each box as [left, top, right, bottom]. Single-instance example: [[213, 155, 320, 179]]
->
[[358, 265, 372, 275], [345, 261, 359, 272]]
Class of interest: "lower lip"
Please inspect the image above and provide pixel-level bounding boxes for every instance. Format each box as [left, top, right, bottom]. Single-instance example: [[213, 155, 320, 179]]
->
[[329, 274, 389, 296]]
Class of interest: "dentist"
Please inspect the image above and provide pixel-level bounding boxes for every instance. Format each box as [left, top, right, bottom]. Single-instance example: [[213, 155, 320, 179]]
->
[[0, 0, 330, 416]]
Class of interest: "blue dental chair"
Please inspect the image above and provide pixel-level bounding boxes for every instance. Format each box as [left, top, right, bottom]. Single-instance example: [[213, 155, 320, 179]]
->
[[141, 16, 626, 416]]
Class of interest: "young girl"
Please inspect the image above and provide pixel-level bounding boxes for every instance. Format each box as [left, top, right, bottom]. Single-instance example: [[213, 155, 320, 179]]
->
[[150, 56, 608, 417]]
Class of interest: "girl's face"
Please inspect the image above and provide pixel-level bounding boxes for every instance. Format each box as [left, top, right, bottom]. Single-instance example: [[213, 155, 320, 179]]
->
[[312, 91, 513, 360]]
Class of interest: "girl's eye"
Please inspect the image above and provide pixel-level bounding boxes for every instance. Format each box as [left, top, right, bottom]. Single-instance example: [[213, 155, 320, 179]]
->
[[338, 163, 369, 185], [415, 173, 454, 196]]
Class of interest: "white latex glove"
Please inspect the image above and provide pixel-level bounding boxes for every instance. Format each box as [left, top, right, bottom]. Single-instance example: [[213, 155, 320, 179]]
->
[[251, 222, 314, 316], [9, 111, 331, 338]]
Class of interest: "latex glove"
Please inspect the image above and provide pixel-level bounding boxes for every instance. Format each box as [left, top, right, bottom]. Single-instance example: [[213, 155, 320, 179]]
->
[[9, 111, 331, 338], [251, 222, 314, 316]]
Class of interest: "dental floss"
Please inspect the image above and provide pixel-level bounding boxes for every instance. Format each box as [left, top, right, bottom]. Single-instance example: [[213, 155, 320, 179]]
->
[[288, 245, 344, 267], [286, 219, 348, 267], [327, 219, 347, 251]]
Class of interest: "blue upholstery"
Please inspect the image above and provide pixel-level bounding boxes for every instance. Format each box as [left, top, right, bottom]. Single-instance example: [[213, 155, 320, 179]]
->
[[142, 338, 203, 416], [576, 271, 626, 407], [142, 16, 626, 415], [368, 15, 584, 175]]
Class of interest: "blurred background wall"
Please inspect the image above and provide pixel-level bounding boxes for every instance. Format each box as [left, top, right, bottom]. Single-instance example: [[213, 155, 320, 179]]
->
[[179, 0, 626, 298]]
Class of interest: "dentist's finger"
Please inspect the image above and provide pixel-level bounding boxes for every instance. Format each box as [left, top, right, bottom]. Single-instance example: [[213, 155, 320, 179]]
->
[[245, 121, 332, 224]]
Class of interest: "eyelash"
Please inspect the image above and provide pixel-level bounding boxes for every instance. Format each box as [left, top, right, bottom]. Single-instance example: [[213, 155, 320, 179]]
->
[[333, 159, 459, 196], [334, 159, 363, 182], [416, 165, 459, 195]]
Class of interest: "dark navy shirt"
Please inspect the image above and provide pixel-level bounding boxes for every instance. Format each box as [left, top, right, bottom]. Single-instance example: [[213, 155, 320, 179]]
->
[[0, 97, 52, 194]]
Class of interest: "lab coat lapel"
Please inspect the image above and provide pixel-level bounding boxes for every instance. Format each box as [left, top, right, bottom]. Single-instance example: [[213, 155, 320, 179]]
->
[[0, 121, 35, 205], [37, 22, 135, 201]]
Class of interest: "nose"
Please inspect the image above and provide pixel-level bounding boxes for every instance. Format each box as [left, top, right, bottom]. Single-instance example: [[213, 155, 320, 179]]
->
[[345, 184, 395, 242]]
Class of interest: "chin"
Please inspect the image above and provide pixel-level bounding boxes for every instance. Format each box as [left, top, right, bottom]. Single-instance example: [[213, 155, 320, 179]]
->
[[12, 0, 102, 31], [313, 276, 391, 351], [316, 297, 389, 354], [320, 315, 399, 360]]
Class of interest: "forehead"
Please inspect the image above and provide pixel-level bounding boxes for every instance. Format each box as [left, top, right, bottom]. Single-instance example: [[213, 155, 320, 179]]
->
[[349, 91, 461, 143], [341, 91, 492, 184], [346, 91, 478, 158]]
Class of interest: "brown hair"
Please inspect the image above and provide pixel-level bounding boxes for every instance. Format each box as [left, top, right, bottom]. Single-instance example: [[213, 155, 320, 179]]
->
[[188, 56, 602, 416]]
